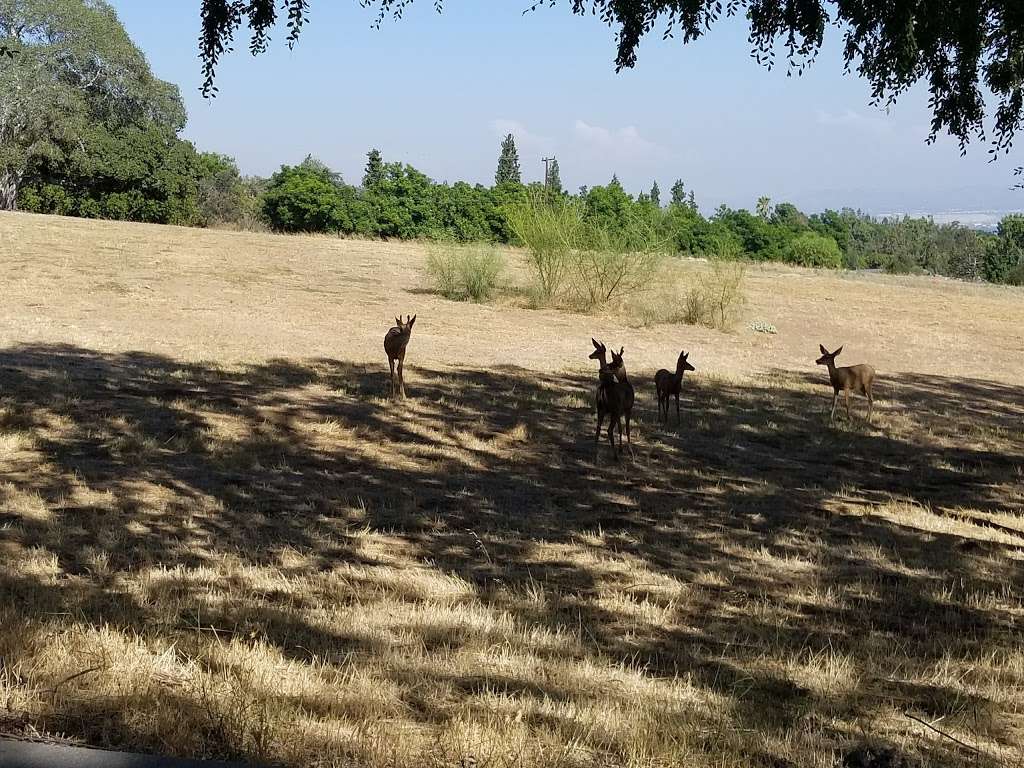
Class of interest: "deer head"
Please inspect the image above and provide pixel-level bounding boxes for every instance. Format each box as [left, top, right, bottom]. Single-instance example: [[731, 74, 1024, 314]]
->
[[816, 344, 842, 366]]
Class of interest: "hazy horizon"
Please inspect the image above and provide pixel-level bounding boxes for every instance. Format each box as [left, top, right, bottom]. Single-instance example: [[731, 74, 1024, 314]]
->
[[109, 1, 1024, 218]]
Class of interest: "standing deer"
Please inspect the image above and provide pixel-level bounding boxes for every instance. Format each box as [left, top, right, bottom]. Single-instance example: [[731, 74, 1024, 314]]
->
[[603, 347, 635, 459], [384, 314, 416, 399], [589, 338, 610, 444], [815, 344, 875, 424], [655, 350, 696, 424]]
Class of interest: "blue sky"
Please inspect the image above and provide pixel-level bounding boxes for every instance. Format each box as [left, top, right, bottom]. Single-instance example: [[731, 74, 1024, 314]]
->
[[109, 1, 1023, 216]]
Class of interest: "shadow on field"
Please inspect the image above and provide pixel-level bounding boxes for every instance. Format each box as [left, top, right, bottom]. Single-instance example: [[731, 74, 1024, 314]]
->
[[0, 343, 1022, 765]]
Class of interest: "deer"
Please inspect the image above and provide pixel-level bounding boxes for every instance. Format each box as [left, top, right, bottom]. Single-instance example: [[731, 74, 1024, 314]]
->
[[815, 344, 875, 424], [654, 350, 695, 424], [589, 338, 610, 444], [384, 314, 416, 399], [602, 346, 635, 460]]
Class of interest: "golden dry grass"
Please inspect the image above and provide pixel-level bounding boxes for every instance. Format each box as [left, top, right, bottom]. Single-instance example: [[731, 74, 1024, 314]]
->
[[1, 211, 1023, 767]]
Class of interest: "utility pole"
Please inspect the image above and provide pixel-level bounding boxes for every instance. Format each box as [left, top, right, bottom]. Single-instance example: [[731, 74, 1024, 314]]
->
[[542, 157, 556, 188]]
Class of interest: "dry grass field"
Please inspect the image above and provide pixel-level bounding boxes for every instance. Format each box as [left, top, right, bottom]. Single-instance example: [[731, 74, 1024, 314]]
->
[[0, 210, 1023, 768]]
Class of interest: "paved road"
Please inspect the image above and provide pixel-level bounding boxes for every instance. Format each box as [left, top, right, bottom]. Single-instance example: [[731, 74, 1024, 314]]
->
[[0, 739, 255, 767]]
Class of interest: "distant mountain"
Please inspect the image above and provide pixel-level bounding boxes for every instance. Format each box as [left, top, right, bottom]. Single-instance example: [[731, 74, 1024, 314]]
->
[[875, 210, 1023, 232]]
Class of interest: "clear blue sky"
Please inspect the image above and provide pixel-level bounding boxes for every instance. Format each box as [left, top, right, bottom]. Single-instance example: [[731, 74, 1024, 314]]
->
[[109, 0, 1023, 216]]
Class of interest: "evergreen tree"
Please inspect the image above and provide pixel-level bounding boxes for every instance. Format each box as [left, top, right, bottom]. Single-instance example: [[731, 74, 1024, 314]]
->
[[363, 148, 384, 188], [650, 181, 660, 207], [578, 185, 588, 197], [610, 173, 621, 188], [546, 158, 562, 193], [688, 191, 697, 211], [495, 134, 521, 185], [670, 179, 687, 206]]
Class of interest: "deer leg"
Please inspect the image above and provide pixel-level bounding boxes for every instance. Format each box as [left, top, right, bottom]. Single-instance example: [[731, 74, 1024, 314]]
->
[[866, 388, 874, 424], [388, 357, 396, 399], [608, 419, 619, 460], [625, 414, 634, 458], [397, 358, 406, 399], [829, 392, 838, 424], [845, 389, 851, 420], [675, 393, 681, 425]]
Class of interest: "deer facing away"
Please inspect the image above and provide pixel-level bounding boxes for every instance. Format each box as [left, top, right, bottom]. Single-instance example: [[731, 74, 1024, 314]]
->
[[655, 350, 695, 424], [384, 314, 416, 399], [815, 344, 875, 424]]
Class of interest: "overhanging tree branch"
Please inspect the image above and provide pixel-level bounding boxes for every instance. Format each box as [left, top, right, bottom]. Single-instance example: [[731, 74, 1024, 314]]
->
[[197, 0, 1024, 157]]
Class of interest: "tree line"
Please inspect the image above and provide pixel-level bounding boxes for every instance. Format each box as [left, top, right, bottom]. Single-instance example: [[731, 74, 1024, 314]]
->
[[3, 1, 1022, 286]]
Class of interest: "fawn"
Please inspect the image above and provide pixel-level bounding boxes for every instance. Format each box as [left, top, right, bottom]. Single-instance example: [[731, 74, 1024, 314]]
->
[[384, 314, 416, 399], [655, 350, 695, 424], [815, 344, 875, 424], [602, 347, 635, 459]]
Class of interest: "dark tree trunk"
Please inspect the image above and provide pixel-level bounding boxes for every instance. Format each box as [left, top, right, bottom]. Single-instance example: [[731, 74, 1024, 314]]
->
[[0, 171, 21, 211]]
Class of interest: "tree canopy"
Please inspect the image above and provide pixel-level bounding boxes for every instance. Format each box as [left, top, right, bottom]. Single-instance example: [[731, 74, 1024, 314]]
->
[[196, 0, 1024, 154], [1, 0, 186, 210]]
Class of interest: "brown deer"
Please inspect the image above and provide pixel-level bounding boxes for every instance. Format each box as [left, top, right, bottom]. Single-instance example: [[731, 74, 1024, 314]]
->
[[602, 347, 635, 459], [655, 350, 695, 424], [589, 338, 610, 444], [384, 314, 416, 399], [815, 344, 875, 424]]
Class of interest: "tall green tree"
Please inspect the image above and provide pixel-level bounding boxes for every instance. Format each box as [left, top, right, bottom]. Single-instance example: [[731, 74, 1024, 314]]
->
[[546, 158, 562, 194], [756, 196, 773, 220], [1, 0, 186, 210], [670, 179, 687, 207], [649, 181, 660, 207], [495, 134, 521, 186], [363, 148, 384, 188]]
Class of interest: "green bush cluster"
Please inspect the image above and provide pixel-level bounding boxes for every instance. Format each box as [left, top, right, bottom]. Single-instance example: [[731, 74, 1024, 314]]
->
[[19, 130, 1024, 287]]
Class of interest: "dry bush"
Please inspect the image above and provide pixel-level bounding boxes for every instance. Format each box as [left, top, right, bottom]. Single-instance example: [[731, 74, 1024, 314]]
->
[[508, 195, 668, 311], [565, 212, 668, 311], [425, 242, 506, 302], [684, 260, 747, 329], [627, 259, 746, 330]]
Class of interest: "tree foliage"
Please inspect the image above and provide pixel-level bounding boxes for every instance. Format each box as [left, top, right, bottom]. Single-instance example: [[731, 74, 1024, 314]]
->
[[546, 158, 562, 194], [196, 0, 1024, 155], [1, 0, 187, 210], [495, 134, 521, 186], [363, 148, 384, 188]]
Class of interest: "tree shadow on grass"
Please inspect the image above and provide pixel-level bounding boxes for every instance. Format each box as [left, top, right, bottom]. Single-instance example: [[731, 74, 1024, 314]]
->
[[0, 343, 1021, 765]]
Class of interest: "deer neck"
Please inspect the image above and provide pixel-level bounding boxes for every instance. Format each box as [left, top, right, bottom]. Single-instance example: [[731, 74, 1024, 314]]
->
[[826, 361, 842, 384]]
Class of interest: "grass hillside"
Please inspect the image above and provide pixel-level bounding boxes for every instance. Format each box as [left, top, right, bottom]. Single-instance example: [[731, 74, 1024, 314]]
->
[[1, 211, 1022, 767]]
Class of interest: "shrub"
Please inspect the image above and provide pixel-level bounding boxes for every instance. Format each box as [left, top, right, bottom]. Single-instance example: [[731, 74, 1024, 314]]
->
[[262, 163, 347, 233], [683, 261, 747, 330], [506, 194, 583, 301], [627, 260, 746, 330], [783, 232, 843, 268], [568, 208, 668, 310], [426, 242, 505, 302], [1007, 261, 1024, 286], [625, 264, 692, 326]]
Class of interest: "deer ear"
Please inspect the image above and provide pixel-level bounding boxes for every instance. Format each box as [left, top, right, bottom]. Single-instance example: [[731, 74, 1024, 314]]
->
[[683, 352, 688, 360], [618, 347, 624, 356], [819, 344, 828, 355], [592, 338, 601, 349], [834, 345, 843, 356], [396, 317, 402, 327], [409, 314, 416, 327]]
